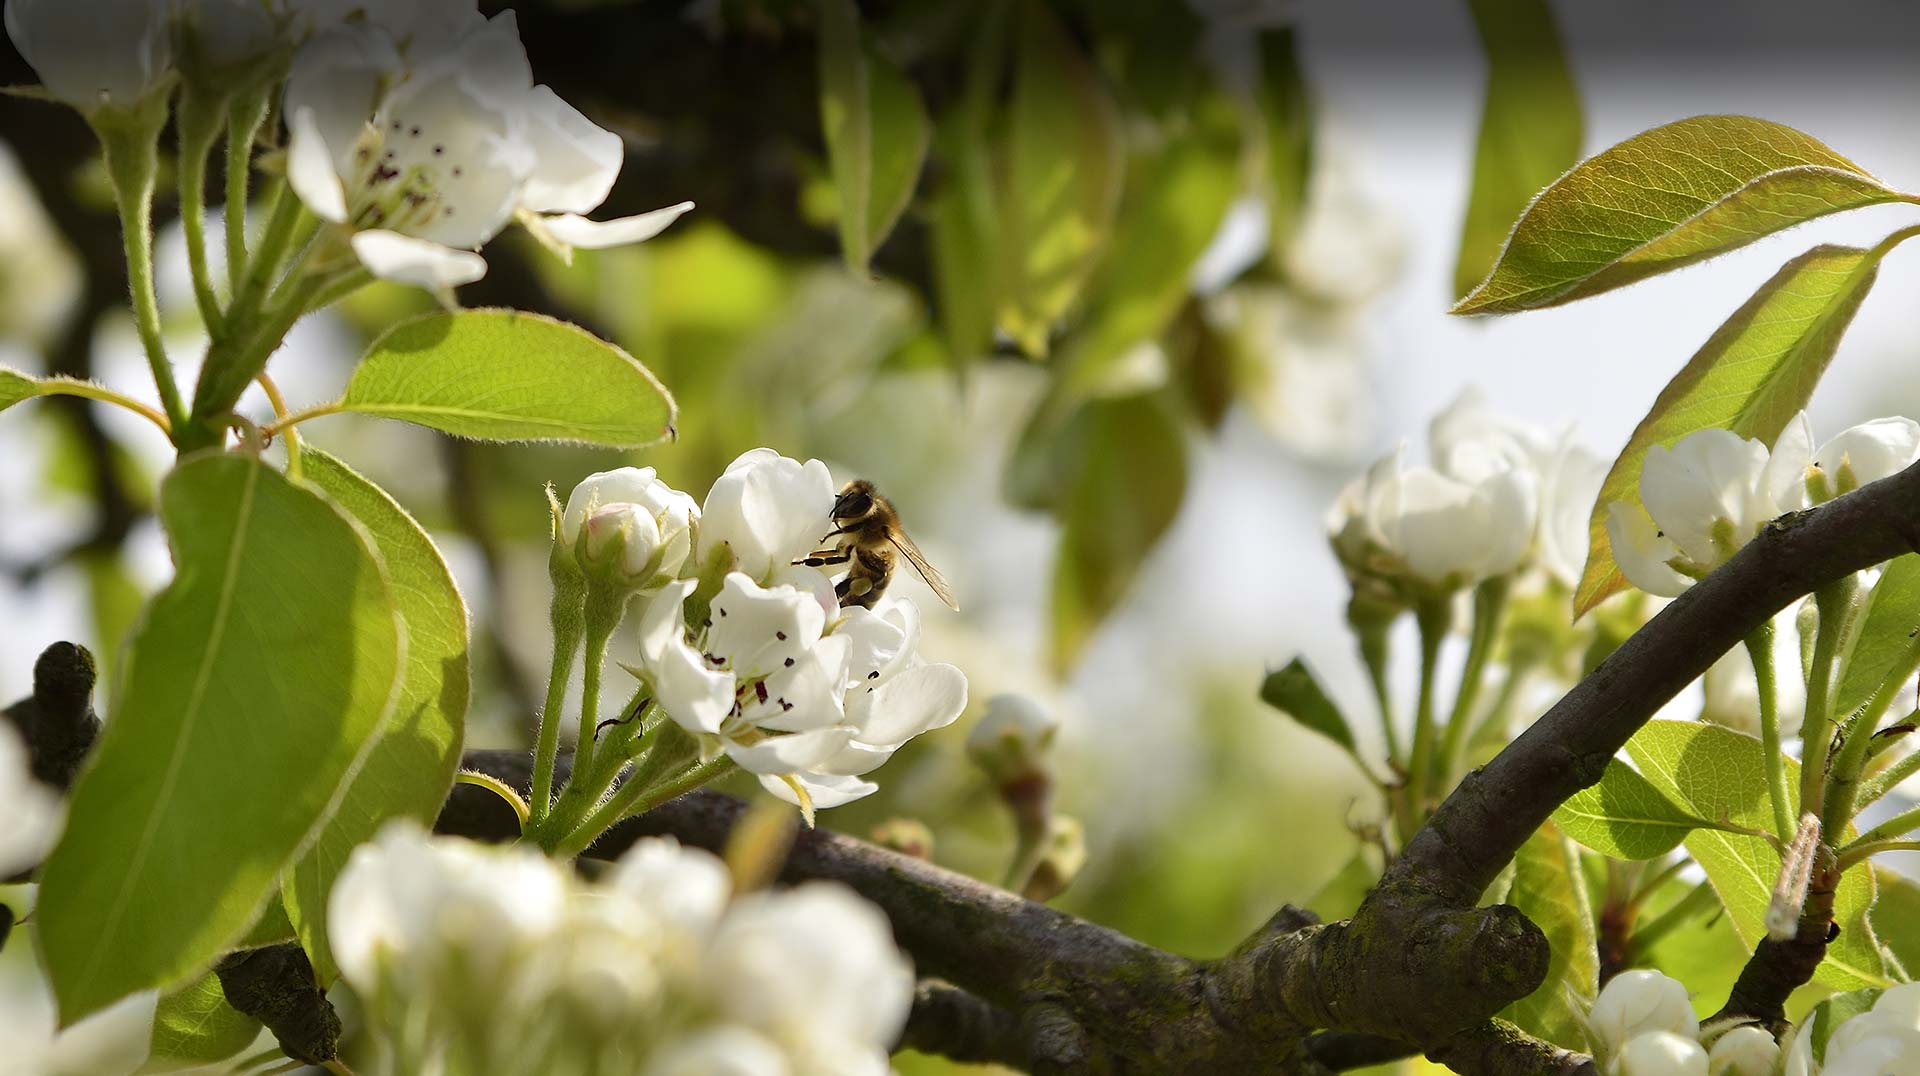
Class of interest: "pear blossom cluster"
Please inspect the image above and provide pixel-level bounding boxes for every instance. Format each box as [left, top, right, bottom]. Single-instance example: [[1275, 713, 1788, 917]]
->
[[1608, 414, 1920, 597], [330, 822, 914, 1076], [563, 450, 968, 813], [1583, 969, 1776, 1076], [4, 0, 693, 297], [1328, 390, 1605, 598], [1782, 982, 1920, 1076]]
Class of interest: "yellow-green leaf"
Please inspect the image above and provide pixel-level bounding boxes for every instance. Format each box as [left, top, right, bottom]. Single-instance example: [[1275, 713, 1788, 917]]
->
[[1452, 0, 1583, 300], [341, 309, 675, 447], [1576, 244, 1888, 617], [284, 449, 469, 983], [38, 455, 403, 1020], [1255, 29, 1313, 258], [996, 1, 1124, 357], [1455, 115, 1913, 314], [1553, 758, 1714, 860], [148, 973, 262, 1072], [817, 0, 930, 275], [1, 366, 39, 412], [1499, 824, 1597, 1049]]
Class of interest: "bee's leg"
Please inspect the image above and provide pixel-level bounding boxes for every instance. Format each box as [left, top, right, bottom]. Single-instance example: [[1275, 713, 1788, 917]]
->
[[838, 575, 879, 609], [794, 549, 853, 568]]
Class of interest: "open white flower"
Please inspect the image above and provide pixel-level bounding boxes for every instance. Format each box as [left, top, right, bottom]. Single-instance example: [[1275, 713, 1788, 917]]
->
[[699, 448, 838, 582], [1587, 969, 1699, 1061], [1804, 418, 1920, 502], [1342, 442, 1537, 591], [1606, 419, 1811, 597], [5, 0, 172, 112], [284, 8, 690, 296], [0, 723, 62, 876]]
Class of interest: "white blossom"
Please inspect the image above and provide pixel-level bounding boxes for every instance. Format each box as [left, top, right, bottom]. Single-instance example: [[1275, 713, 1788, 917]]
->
[[562, 467, 699, 586], [1613, 1030, 1708, 1076], [0, 927, 156, 1076], [0, 723, 61, 876], [4, 0, 172, 112], [698, 448, 838, 583], [967, 693, 1058, 763], [1330, 441, 1535, 591], [1824, 1024, 1920, 1076], [1707, 1026, 1779, 1076], [283, 7, 689, 295], [1803, 418, 1920, 502], [1606, 418, 1811, 597], [0, 147, 80, 346], [1588, 969, 1699, 1061]]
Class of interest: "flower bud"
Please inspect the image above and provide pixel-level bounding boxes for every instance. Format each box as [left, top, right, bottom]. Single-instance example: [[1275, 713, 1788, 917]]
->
[[1022, 815, 1087, 903], [870, 818, 935, 861], [1824, 1021, 1920, 1076], [1707, 1026, 1778, 1076], [966, 694, 1059, 784], [1589, 970, 1700, 1060], [561, 467, 698, 588], [5, 0, 173, 112], [1613, 1031, 1707, 1076]]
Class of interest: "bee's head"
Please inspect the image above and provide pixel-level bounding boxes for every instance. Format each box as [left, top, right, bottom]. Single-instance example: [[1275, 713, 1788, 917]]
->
[[832, 479, 877, 523]]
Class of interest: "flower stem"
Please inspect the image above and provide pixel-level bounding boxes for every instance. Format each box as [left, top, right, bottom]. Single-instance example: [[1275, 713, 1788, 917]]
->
[[97, 115, 189, 435], [175, 87, 226, 331], [454, 771, 530, 831], [1857, 743, 1920, 809], [1844, 803, 1920, 852], [1836, 840, 1920, 872], [1440, 577, 1510, 785], [1404, 597, 1454, 823], [1746, 622, 1795, 841], [1629, 880, 1720, 955], [547, 589, 625, 830], [225, 89, 269, 294], [556, 753, 734, 858], [528, 573, 585, 826], [1797, 580, 1856, 818], [255, 373, 300, 480], [1822, 627, 1920, 834], [1353, 611, 1401, 766], [224, 179, 299, 333]]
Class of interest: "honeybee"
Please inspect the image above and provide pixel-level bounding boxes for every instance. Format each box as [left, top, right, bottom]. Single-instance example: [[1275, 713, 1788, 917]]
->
[[795, 480, 959, 612]]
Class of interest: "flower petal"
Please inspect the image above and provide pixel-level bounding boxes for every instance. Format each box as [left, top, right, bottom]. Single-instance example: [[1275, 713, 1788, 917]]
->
[[653, 636, 735, 736], [706, 573, 826, 678], [287, 107, 349, 224], [350, 230, 488, 291], [518, 85, 625, 214], [757, 771, 879, 810], [724, 726, 855, 775], [541, 202, 696, 250], [747, 634, 850, 733], [1605, 501, 1692, 597], [847, 661, 967, 747]]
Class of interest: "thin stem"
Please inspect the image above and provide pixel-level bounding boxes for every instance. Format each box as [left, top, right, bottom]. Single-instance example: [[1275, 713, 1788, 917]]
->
[[454, 770, 530, 830], [226, 89, 269, 294], [1004, 825, 1050, 893], [1836, 840, 1920, 872], [99, 121, 189, 434], [1354, 612, 1402, 766], [528, 590, 584, 826], [255, 373, 300, 480], [1440, 577, 1510, 785], [1797, 581, 1854, 818], [1858, 746, 1920, 809], [176, 89, 225, 330], [259, 401, 345, 438], [223, 180, 300, 331], [1627, 855, 1691, 910], [305, 266, 373, 312], [34, 378, 170, 434], [1746, 622, 1795, 840], [1404, 597, 1454, 823], [1630, 880, 1720, 956], [1464, 656, 1536, 755], [558, 610, 618, 821], [556, 755, 735, 858], [1822, 627, 1920, 834], [1844, 803, 1920, 852]]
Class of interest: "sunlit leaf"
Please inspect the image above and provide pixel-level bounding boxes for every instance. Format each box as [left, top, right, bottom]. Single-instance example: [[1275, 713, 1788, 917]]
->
[[1455, 115, 1913, 314], [1260, 658, 1356, 755], [1452, 0, 1583, 300], [1869, 866, 1920, 978], [1499, 823, 1597, 1049], [1, 366, 38, 413], [928, 4, 1010, 370], [341, 309, 675, 447], [1625, 720, 1891, 989], [1051, 392, 1188, 672], [996, 1, 1124, 357], [817, 0, 930, 274], [1576, 244, 1888, 616], [1553, 759, 1712, 860], [148, 973, 262, 1072], [284, 449, 470, 983], [1833, 555, 1920, 718], [38, 455, 403, 1020]]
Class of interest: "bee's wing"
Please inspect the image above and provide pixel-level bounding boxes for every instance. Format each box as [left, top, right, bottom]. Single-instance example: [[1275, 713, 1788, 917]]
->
[[889, 531, 960, 611]]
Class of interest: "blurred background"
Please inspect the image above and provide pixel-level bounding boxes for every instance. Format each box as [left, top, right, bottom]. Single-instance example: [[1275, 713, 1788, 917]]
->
[[3, 1, 1920, 1071]]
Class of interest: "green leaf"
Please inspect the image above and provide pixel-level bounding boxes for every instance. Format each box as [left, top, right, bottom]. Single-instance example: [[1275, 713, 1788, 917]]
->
[[1454, 115, 1914, 314], [1869, 865, 1920, 978], [1575, 244, 1889, 616], [1060, 118, 1242, 399], [37, 454, 403, 1020], [1260, 658, 1356, 755], [1625, 720, 1891, 989], [926, 2, 1009, 369], [1050, 392, 1187, 673], [238, 898, 296, 949], [148, 973, 263, 1072], [1552, 759, 1714, 860], [1834, 555, 1920, 718], [1, 366, 40, 412], [996, 1, 1124, 357], [283, 449, 470, 983], [1255, 29, 1313, 258], [1500, 823, 1598, 1050], [817, 0, 930, 275], [340, 309, 676, 447], [1452, 0, 1583, 300]]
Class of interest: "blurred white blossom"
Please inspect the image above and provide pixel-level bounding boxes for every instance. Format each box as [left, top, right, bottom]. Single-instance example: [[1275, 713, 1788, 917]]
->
[[4, 0, 172, 112], [1328, 440, 1535, 593], [330, 823, 912, 1076], [0, 910, 156, 1076], [0, 146, 80, 347], [0, 723, 61, 876]]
